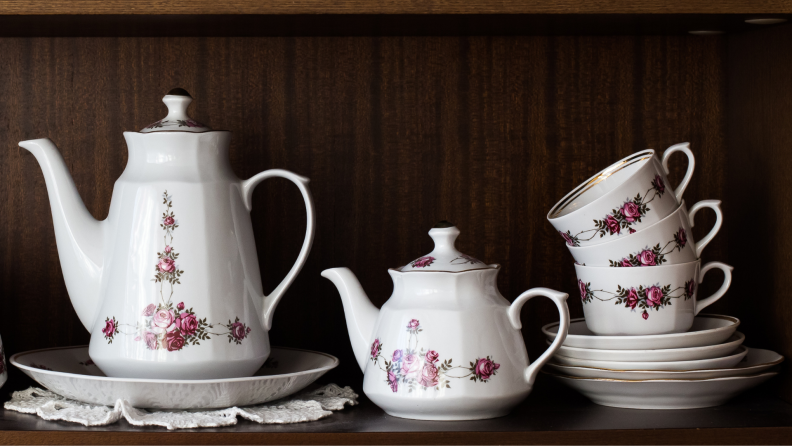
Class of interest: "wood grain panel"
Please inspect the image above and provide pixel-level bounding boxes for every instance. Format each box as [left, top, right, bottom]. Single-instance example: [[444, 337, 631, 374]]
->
[[0, 0, 790, 15], [0, 35, 726, 387], [727, 23, 792, 403]]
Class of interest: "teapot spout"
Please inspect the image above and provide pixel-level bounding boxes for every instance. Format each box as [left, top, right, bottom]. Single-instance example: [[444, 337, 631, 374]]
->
[[19, 138, 104, 332], [321, 267, 379, 372]]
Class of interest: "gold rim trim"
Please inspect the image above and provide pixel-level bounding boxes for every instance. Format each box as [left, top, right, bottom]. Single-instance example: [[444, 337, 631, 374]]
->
[[549, 151, 654, 219], [542, 368, 779, 383]]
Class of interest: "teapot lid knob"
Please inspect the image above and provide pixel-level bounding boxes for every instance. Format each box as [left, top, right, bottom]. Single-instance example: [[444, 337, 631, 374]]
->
[[433, 220, 455, 228], [398, 223, 495, 272], [139, 88, 212, 133]]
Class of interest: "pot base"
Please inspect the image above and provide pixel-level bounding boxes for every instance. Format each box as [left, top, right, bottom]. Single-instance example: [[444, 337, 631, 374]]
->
[[384, 408, 511, 421]]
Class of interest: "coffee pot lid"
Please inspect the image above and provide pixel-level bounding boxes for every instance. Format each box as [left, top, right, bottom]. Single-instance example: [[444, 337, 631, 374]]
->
[[140, 88, 212, 133], [397, 221, 494, 272]]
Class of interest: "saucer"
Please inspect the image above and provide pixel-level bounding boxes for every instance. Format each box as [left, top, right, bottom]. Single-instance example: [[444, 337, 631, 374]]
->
[[11, 346, 338, 409], [545, 370, 777, 409], [552, 345, 748, 371], [542, 314, 739, 350], [545, 347, 783, 380], [552, 332, 745, 362]]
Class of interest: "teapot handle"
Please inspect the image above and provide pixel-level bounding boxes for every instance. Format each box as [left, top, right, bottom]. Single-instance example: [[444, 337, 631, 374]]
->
[[241, 169, 316, 331], [507, 288, 570, 388]]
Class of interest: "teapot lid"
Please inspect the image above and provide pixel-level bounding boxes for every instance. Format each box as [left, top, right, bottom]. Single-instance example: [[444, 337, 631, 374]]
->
[[397, 221, 494, 272], [140, 88, 212, 133]]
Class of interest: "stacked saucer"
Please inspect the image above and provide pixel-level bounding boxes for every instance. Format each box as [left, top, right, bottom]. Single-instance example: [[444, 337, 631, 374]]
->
[[540, 316, 783, 409]]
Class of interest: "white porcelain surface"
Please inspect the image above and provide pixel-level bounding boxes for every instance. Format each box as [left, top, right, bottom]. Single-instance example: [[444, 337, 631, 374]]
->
[[543, 315, 739, 350], [568, 200, 722, 267], [139, 89, 211, 133], [18, 91, 316, 380], [575, 260, 733, 335], [0, 335, 6, 390], [11, 346, 337, 409], [548, 143, 694, 247], [321, 224, 571, 421], [545, 347, 783, 380], [547, 370, 777, 409], [553, 332, 744, 362], [553, 345, 748, 371], [398, 222, 496, 272]]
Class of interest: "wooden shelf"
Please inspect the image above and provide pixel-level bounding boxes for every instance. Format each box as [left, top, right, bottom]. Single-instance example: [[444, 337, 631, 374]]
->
[[1, 377, 791, 445], [1, 0, 791, 15]]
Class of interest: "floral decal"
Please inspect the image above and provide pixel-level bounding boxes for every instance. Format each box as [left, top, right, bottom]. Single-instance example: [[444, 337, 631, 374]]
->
[[371, 319, 500, 392], [411, 256, 436, 268], [103, 191, 251, 351], [30, 363, 52, 371], [578, 278, 695, 320], [145, 119, 205, 130], [609, 228, 687, 267], [560, 177, 666, 247], [450, 254, 482, 265]]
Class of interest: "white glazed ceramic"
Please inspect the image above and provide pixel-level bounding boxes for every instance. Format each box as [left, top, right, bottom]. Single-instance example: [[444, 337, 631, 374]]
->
[[545, 347, 783, 380], [543, 315, 740, 350], [321, 222, 571, 421], [568, 200, 722, 267], [553, 345, 748, 371], [553, 332, 744, 362], [548, 143, 694, 247], [0, 334, 6, 390], [575, 260, 733, 335], [11, 346, 338, 409], [546, 370, 777, 409], [19, 89, 316, 380]]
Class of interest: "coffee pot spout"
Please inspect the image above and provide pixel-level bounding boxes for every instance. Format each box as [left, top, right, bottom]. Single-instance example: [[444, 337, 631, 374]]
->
[[321, 267, 380, 372], [18, 138, 104, 332]]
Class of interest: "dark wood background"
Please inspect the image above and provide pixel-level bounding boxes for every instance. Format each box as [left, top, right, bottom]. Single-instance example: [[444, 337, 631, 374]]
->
[[0, 35, 740, 394]]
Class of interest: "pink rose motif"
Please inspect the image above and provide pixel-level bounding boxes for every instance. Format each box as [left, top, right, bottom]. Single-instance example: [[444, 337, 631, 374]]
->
[[578, 279, 588, 301], [158, 257, 175, 273], [164, 245, 172, 253], [626, 287, 640, 309], [152, 309, 175, 330], [370, 339, 381, 359], [560, 231, 575, 246], [675, 228, 687, 248], [176, 312, 199, 336], [474, 357, 501, 381], [177, 302, 184, 311], [412, 256, 435, 268], [645, 286, 664, 307], [425, 350, 439, 363], [387, 371, 398, 392], [638, 249, 656, 266], [629, 228, 636, 234], [685, 279, 696, 297], [407, 319, 420, 330], [165, 331, 185, 351], [144, 331, 159, 350], [642, 310, 649, 320], [419, 363, 440, 388], [185, 119, 204, 128], [620, 202, 641, 222], [101, 319, 115, 338], [605, 215, 621, 235], [163, 216, 175, 226], [392, 349, 403, 362], [653, 174, 666, 194], [620, 258, 633, 268], [231, 322, 247, 340], [401, 353, 420, 376], [141, 303, 156, 317]]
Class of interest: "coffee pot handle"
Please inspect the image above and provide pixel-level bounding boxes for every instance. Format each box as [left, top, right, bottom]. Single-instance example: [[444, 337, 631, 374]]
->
[[687, 200, 723, 258], [241, 169, 316, 331], [694, 262, 734, 315], [661, 142, 696, 203], [507, 288, 570, 388]]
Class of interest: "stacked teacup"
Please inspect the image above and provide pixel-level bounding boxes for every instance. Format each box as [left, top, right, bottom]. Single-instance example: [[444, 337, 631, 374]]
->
[[539, 143, 778, 409]]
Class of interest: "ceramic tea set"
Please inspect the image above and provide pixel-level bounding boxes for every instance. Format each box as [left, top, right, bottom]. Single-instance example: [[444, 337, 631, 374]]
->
[[5, 90, 781, 419], [543, 145, 782, 409]]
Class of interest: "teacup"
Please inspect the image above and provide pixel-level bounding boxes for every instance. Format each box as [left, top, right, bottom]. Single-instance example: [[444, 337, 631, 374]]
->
[[548, 143, 694, 248], [568, 200, 722, 267], [574, 260, 733, 335]]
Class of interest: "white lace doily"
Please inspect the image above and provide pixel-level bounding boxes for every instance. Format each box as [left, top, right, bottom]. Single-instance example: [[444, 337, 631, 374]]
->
[[4, 384, 357, 430]]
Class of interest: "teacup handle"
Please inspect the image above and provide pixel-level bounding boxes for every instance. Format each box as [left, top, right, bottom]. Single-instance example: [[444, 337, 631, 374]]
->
[[241, 169, 316, 331], [694, 262, 734, 315], [688, 200, 723, 258], [661, 142, 696, 203], [507, 288, 570, 388]]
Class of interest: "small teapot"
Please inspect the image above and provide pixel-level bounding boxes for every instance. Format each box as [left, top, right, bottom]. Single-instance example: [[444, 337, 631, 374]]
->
[[19, 89, 315, 380], [322, 222, 570, 420]]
